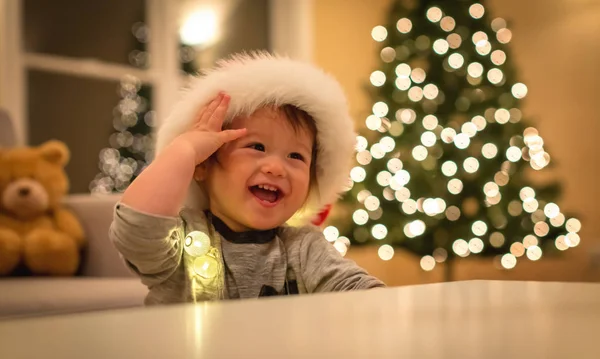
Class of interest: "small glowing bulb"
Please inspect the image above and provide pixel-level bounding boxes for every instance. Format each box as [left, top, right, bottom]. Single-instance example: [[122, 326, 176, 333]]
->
[[506, 146, 522, 162], [370, 71, 386, 87], [433, 39, 449, 55], [426, 7, 443, 23], [512, 83, 528, 99], [412, 145, 428, 161], [421, 131, 437, 147], [409, 220, 426, 236], [463, 157, 480, 174], [379, 136, 396, 152], [378, 244, 395, 260], [408, 86, 424, 102], [423, 115, 438, 130], [350, 167, 366, 182], [184, 231, 211, 257], [448, 178, 463, 194], [411, 68, 427, 83], [462, 122, 478, 137], [323, 226, 340, 242], [365, 115, 382, 130], [395, 188, 411, 202], [387, 158, 403, 173], [373, 101, 389, 117], [469, 3, 485, 19], [469, 237, 484, 253], [495, 108, 510, 124], [472, 221, 488, 236], [393, 170, 411, 187], [472, 31, 488, 45], [376, 171, 392, 186], [193, 256, 219, 278], [441, 128, 457, 143], [468, 63, 484, 78], [491, 50, 507, 65], [448, 53, 465, 69], [497, 28, 512, 44], [420, 255, 436, 271], [396, 63, 411, 77], [526, 245, 542, 261], [566, 218, 582, 233], [396, 18, 412, 33], [472, 115, 487, 131], [372, 224, 388, 240], [501, 254, 517, 269], [442, 161, 458, 176], [333, 240, 348, 256], [423, 84, 439, 99], [371, 25, 388, 42], [566, 233, 581, 247], [402, 199, 418, 215], [488, 68, 504, 85], [370, 144, 385, 159], [356, 136, 368, 151], [454, 133, 470, 149], [555, 235, 569, 251], [452, 239, 469, 256], [364, 196, 381, 211], [352, 209, 369, 225]]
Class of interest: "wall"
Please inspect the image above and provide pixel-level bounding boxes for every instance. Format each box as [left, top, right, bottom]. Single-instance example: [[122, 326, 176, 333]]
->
[[313, 0, 600, 285]]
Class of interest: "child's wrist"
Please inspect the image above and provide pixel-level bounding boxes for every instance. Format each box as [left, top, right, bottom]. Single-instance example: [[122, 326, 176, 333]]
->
[[163, 137, 197, 165]]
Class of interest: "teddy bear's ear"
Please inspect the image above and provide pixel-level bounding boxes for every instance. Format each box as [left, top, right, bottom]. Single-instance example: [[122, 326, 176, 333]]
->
[[39, 140, 70, 166]]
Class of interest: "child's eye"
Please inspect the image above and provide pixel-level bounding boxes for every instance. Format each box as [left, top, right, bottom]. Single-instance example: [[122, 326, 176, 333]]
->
[[248, 143, 265, 152], [289, 152, 305, 161]]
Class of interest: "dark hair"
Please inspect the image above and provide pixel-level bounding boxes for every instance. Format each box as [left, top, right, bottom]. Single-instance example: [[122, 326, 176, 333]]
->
[[279, 104, 318, 191]]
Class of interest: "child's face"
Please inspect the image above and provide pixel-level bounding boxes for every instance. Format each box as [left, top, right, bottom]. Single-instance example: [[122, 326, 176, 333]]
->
[[202, 107, 314, 231]]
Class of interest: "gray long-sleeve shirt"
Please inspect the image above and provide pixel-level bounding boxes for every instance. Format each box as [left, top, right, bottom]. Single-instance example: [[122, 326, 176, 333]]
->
[[109, 202, 385, 305]]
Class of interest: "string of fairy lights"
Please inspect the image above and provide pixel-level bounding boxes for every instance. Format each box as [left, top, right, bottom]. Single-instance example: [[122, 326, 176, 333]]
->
[[90, 22, 195, 194], [324, 2, 582, 271]]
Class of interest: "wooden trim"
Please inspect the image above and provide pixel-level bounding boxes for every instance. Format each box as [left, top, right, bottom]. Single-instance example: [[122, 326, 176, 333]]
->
[[147, 0, 182, 128], [24, 53, 154, 84], [269, 0, 313, 62], [0, 0, 26, 145]]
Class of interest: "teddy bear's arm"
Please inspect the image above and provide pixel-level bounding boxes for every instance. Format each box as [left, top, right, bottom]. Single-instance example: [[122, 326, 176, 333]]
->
[[54, 208, 85, 247]]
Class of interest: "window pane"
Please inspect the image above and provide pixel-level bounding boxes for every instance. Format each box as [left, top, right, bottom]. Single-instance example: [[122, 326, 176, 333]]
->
[[27, 70, 128, 194], [23, 0, 146, 66]]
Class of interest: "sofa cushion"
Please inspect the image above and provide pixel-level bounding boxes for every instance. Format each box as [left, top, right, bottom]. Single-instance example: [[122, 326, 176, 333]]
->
[[0, 278, 148, 319], [63, 194, 133, 277]]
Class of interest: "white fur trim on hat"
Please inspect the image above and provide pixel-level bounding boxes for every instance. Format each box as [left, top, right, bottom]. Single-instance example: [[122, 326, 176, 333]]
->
[[155, 52, 356, 226]]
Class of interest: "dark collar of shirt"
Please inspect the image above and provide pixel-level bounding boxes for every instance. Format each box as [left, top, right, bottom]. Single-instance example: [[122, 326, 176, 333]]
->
[[208, 212, 278, 244]]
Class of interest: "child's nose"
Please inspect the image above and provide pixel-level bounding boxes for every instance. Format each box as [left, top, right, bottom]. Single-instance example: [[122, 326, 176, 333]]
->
[[260, 156, 286, 177]]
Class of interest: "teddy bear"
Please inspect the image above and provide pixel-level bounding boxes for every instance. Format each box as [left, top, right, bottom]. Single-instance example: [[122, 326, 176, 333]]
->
[[0, 140, 85, 276]]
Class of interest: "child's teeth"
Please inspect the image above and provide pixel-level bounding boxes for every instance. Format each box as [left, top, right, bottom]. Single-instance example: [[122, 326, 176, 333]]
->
[[258, 184, 276, 192]]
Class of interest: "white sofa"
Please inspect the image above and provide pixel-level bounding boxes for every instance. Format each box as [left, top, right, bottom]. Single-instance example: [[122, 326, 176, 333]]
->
[[0, 194, 147, 319]]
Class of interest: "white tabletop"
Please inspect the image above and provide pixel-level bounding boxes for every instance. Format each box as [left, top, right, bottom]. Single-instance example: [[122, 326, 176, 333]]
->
[[1, 280, 599, 358]]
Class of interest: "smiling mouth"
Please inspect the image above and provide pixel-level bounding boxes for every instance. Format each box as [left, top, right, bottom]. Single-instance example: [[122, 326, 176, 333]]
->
[[249, 184, 283, 205]]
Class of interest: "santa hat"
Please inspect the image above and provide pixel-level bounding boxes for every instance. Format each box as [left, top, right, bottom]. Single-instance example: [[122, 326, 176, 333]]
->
[[155, 52, 356, 226]]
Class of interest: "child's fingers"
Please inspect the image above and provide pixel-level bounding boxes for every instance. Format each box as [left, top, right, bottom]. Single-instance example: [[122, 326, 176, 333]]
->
[[207, 94, 230, 130], [218, 128, 247, 144], [197, 93, 224, 125]]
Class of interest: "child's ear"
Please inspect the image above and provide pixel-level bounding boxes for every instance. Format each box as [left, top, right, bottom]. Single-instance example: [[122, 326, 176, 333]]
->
[[194, 163, 208, 182]]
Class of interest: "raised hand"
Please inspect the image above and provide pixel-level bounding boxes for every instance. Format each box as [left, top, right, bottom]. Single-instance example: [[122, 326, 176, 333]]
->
[[174, 92, 247, 166]]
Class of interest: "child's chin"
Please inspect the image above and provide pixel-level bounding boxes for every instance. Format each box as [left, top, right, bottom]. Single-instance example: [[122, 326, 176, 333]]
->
[[246, 216, 286, 230]]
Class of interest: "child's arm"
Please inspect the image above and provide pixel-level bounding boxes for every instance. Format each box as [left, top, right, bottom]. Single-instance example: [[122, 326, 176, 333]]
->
[[109, 93, 246, 286], [120, 92, 245, 216], [300, 228, 386, 292]]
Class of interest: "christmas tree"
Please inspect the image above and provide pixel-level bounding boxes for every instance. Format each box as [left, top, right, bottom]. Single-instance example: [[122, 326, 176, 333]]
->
[[90, 21, 198, 194], [331, 0, 582, 279]]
